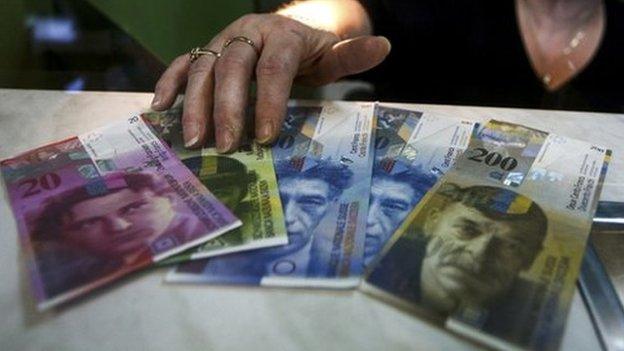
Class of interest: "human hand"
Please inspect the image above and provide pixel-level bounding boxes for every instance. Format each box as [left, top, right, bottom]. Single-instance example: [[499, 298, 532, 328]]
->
[[151, 13, 390, 152]]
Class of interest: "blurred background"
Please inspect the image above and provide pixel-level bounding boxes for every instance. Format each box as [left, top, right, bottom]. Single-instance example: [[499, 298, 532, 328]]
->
[[0, 0, 294, 92], [1, 0, 621, 110]]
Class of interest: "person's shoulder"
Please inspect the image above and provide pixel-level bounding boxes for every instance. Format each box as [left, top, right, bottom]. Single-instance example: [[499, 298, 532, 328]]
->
[[481, 278, 548, 342], [236, 201, 254, 214], [367, 234, 428, 291], [168, 213, 209, 237], [36, 245, 120, 298], [388, 233, 428, 260]]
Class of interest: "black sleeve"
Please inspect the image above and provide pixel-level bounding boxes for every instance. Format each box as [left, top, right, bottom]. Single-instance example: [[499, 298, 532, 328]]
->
[[356, 0, 380, 34]]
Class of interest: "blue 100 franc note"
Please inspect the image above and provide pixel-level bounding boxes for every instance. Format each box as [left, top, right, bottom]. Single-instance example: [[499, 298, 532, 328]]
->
[[167, 101, 376, 288], [365, 105, 477, 266]]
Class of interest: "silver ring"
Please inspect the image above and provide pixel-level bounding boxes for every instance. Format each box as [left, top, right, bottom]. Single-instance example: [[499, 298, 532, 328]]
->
[[189, 47, 221, 63], [222, 36, 259, 55]]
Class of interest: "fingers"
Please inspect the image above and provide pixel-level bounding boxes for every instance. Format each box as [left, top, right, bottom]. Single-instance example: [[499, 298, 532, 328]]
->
[[300, 35, 391, 86], [152, 55, 190, 110], [254, 33, 303, 144], [181, 40, 222, 148], [213, 36, 262, 152], [156, 13, 375, 150]]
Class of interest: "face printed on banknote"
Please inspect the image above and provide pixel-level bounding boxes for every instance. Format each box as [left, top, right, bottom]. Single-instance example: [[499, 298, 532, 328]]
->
[[280, 178, 332, 250], [265, 158, 353, 259], [30, 172, 212, 268], [55, 176, 176, 258], [143, 110, 288, 265], [419, 184, 547, 314], [2, 116, 241, 309], [183, 155, 250, 211], [364, 119, 611, 351], [363, 106, 476, 266], [366, 170, 432, 262], [168, 102, 375, 287]]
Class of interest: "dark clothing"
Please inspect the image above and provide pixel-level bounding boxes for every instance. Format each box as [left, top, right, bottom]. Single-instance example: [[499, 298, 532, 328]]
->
[[37, 244, 151, 299], [357, 0, 624, 112], [37, 214, 205, 300], [367, 234, 427, 303], [367, 232, 552, 349]]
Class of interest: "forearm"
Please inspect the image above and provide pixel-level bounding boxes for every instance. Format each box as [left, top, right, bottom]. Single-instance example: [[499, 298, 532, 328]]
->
[[276, 0, 372, 39]]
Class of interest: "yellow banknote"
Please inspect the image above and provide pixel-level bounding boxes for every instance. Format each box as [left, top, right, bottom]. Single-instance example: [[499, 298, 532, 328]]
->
[[363, 120, 611, 351]]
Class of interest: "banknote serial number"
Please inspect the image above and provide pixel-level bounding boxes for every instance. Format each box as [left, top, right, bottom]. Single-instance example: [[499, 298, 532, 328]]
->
[[18, 172, 62, 198], [467, 148, 518, 171]]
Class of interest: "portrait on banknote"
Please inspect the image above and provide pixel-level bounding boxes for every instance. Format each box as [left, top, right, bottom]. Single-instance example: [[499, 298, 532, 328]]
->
[[169, 102, 375, 287], [368, 182, 548, 319], [143, 109, 288, 264], [364, 105, 476, 266], [25, 171, 210, 298], [176, 157, 354, 283], [364, 119, 611, 350], [276, 158, 354, 275], [1, 116, 240, 309], [365, 166, 436, 265], [182, 155, 253, 246]]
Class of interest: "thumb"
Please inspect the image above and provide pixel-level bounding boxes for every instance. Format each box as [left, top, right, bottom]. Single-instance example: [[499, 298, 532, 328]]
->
[[301, 35, 391, 86]]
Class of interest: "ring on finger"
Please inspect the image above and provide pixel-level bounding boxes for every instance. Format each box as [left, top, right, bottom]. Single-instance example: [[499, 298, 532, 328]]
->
[[222, 36, 259, 55], [189, 47, 221, 63]]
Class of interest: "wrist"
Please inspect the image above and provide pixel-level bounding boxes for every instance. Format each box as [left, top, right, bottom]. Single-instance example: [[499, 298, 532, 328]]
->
[[276, 0, 372, 39]]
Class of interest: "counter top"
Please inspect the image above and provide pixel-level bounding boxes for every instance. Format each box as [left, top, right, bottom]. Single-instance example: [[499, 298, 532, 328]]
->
[[2, 89, 621, 351]]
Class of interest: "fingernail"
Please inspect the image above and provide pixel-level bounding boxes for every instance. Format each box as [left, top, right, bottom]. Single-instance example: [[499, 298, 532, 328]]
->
[[377, 36, 392, 51], [256, 122, 273, 144], [185, 135, 199, 148], [151, 95, 162, 109], [217, 130, 234, 153], [184, 124, 200, 148]]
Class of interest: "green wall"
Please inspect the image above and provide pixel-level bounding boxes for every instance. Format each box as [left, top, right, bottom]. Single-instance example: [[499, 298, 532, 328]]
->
[[0, 0, 28, 70], [86, 0, 254, 64]]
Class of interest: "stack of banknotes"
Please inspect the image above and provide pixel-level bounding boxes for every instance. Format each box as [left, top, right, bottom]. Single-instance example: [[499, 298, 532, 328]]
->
[[0, 101, 611, 351]]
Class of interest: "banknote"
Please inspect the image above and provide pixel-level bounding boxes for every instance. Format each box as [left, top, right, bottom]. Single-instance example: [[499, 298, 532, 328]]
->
[[365, 105, 476, 265], [142, 109, 287, 264], [167, 101, 376, 288], [362, 120, 611, 350], [0, 116, 240, 310]]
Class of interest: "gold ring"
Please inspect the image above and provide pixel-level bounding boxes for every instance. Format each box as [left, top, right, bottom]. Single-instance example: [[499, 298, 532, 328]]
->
[[189, 47, 221, 63], [222, 36, 259, 55]]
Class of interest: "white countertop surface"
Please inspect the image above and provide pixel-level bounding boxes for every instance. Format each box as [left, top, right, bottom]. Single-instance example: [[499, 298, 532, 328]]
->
[[1, 89, 622, 351]]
